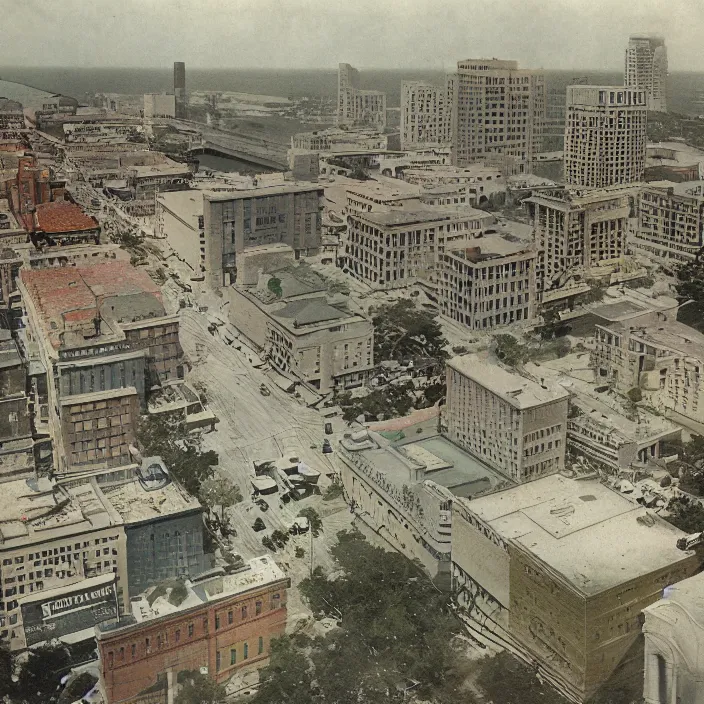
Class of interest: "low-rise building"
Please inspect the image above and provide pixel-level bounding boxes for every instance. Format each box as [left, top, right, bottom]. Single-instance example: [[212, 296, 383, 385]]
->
[[631, 181, 704, 264], [96, 557, 289, 704], [0, 100, 24, 131], [203, 183, 324, 289], [124, 160, 192, 216], [228, 265, 374, 393], [444, 355, 569, 482], [592, 320, 704, 428], [452, 474, 700, 702], [337, 425, 507, 588], [400, 80, 452, 151], [0, 477, 127, 650], [438, 228, 537, 331], [33, 200, 101, 247], [642, 571, 704, 704], [291, 128, 390, 152]]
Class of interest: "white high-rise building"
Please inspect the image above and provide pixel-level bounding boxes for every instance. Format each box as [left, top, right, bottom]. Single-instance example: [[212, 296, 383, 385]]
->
[[448, 59, 546, 171], [337, 63, 386, 129], [400, 80, 451, 150], [564, 85, 647, 188], [625, 35, 668, 113]]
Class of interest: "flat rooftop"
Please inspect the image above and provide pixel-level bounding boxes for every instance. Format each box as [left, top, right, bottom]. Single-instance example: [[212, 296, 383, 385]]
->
[[447, 354, 569, 409], [448, 232, 535, 261], [126, 557, 286, 625], [102, 478, 201, 525], [645, 180, 704, 198], [271, 297, 351, 327], [461, 474, 694, 595], [204, 182, 323, 202], [0, 478, 117, 549], [607, 319, 704, 361], [360, 205, 489, 228]]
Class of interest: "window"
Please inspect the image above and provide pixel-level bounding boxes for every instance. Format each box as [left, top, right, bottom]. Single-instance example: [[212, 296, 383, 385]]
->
[[230, 649, 237, 666], [188, 623, 194, 638], [228, 610, 233, 625], [216, 652, 221, 672], [241, 606, 248, 620], [131, 644, 136, 658], [243, 642, 248, 659], [215, 614, 220, 630], [255, 601, 262, 616], [175, 629, 180, 643], [145, 638, 151, 653], [258, 636, 263, 655]]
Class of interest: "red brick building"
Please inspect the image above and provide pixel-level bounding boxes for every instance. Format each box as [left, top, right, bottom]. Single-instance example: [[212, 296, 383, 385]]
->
[[96, 557, 289, 704], [33, 200, 100, 246]]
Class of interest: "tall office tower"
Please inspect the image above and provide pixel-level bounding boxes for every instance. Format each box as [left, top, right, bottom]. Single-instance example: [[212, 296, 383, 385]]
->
[[400, 80, 451, 150], [564, 85, 647, 188], [625, 35, 668, 112], [337, 63, 386, 129], [448, 59, 546, 172], [174, 61, 186, 118]]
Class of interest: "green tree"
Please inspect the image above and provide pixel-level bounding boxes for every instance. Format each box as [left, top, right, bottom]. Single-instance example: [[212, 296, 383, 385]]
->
[[174, 671, 226, 704], [371, 300, 448, 363], [0, 643, 14, 700], [664, 496, 704, 533], [250, 637, 314, 704], [16, 643, 71, 704], [199, 477, 242, 523], [494, 334, 530, 367]]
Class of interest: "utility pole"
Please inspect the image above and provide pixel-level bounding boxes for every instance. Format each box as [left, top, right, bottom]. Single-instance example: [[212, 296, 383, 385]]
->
[[309, 524, 314, 577]]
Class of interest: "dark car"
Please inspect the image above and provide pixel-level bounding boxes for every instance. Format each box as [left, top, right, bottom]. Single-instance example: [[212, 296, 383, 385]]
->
[[322, 439, 333, 454], [256, 498, 269, 512], [324, 422, 333, 435]]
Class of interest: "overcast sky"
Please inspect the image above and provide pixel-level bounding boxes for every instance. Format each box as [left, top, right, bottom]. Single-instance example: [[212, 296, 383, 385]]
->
[[1, 0, 700, 71]]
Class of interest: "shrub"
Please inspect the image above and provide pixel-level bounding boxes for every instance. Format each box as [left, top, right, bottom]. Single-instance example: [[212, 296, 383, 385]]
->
[[627, 387, 643, 403]]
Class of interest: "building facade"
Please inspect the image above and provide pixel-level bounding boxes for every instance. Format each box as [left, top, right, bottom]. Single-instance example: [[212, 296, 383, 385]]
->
[[203, 184, 324, 289], [144, 94, 176, 120], [631, 181, 704, 264], [591, 321, 704, 427], [400, 80, 452, 150], [525, 186, 636, 295], [449, 59, 545, 171], [625, 35, 668, 113], [345, 206, 494, 292], [337, 63, 387, 129], [444, 355, 569, 482], [438, 235, 537, 331], [642, 572, 704, 704], [564, 85, 647, 188], [96, 558, 289, 704]]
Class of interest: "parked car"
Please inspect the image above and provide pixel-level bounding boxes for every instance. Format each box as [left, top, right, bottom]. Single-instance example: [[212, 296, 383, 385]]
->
[[324, 422, 333, 435], [260, 384, 271, 397], [256, 498, 269, 512], [322, 439, 333, 454]]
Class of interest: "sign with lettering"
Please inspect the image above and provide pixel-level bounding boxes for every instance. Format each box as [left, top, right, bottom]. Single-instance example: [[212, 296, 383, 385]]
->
[[21, 580, 118, 646]]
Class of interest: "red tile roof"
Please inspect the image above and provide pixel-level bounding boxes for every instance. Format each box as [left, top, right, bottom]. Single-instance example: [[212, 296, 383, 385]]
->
[[20, 261, 164, 349], [35, 201, 98, 234]]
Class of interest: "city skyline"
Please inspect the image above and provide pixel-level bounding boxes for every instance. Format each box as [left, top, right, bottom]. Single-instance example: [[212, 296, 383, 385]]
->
[[0, 0, 700, 72]]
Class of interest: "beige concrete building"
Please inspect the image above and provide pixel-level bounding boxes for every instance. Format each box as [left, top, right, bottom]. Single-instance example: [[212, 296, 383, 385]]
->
[[400, 80, 452, 150], [452, 474, 700, 702], [626, 35, 668, 113], [642, 571, 704, 704], [337, 63, 386, 129], [345, 204, 494, 292], [143, 93, 176, 119], [448, 59, 545, 171], [592, 320, 704, 428], [0, 477, 127, 650], [438, 228, 537, 331], [564, 86, 647, 188], [631, 181, 704, 264], [228, 266, 374, 393], [291, 128, 390, 152], [203, 184, 324, 289], [444, 355, 569, 482], [524, 186, 637, 296]]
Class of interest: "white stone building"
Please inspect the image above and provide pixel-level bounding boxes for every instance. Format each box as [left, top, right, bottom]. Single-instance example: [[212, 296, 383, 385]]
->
[[564, 85, 647, 188], [143, 93, 176, 119], [626, 35, 668, 113], [444, 355, 569, 482]]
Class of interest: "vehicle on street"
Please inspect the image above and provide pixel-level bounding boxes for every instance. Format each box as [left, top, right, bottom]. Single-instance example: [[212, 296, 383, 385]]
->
[[256, 498, 269, 512], [260, 384, 271, 397], [324, 422, 333, 435], [322, 439, 333, 454]]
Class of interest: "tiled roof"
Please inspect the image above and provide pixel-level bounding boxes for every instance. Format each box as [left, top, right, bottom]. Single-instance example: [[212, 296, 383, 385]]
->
[[35, 201, 98, 234], [20, 261, 163, 349]]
